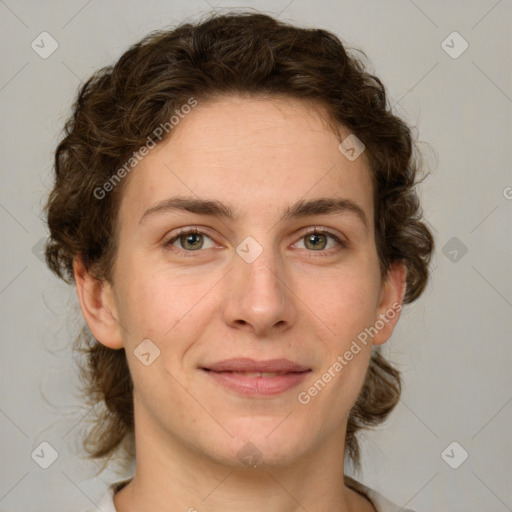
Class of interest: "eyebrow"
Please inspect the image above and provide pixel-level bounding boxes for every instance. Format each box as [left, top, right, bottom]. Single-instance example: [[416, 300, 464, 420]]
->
[[139, 196, 368, 230]]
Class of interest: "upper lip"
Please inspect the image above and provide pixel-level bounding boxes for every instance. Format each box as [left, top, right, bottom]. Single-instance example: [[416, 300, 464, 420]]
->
[[202, 358, 311, 373]]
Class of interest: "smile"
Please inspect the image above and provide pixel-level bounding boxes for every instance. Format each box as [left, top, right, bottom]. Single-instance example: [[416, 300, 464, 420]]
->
[[202, 360, 311, 397]]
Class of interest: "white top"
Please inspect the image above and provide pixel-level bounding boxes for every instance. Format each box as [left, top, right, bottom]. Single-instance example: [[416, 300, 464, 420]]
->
[[84, 477, 417, 512]]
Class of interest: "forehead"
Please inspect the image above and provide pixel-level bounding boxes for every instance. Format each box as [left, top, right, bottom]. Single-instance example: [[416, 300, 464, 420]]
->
[[118, 95, 374, 227]]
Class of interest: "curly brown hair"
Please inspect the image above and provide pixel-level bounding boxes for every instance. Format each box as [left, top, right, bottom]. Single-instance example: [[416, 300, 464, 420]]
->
[[44, 10, 434, 475]]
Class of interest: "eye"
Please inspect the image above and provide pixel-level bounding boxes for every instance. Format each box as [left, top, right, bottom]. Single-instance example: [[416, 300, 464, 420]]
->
[[293, 227, 346, 253], [163, 226, 346, 258], [164, 228, 216, 253]]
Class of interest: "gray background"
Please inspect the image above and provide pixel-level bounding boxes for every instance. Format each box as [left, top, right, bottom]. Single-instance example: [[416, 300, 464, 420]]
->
[[1, 0, 511, 510]]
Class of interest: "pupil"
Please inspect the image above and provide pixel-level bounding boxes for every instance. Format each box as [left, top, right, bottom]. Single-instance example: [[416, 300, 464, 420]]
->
[[184, 233, 202, 249], [308, 233, 325, 250]]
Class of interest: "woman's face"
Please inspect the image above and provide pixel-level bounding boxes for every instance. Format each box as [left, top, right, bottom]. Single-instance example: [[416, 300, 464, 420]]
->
[[91, 95, 404, 468]]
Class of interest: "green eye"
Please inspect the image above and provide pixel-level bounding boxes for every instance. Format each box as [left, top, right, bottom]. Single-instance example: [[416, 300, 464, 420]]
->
[[165, 229, 215, 252], [296, 228, 345, 253], [304, 232, 329, 250], [179, 232, 204, 250], [164, 226, 346, 258]]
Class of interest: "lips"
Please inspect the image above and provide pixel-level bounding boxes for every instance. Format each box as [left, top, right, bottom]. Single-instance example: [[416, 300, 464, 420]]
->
[[201, 358, 311, 396], [203, 358, 310, 373]]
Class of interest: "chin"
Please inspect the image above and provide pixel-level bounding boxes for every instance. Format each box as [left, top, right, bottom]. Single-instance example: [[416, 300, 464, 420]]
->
[[205, 416, 316, 469]]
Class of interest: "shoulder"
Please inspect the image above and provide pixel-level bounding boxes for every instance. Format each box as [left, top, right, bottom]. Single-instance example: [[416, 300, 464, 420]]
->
[[79, 478, 132, 512], [345, 475, 419, 512], [80, 476, 419, 512]]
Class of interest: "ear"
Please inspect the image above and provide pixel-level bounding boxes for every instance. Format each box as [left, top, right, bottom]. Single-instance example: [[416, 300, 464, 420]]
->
[[73, 256, 124, 349], [372, 262, 407, 346]]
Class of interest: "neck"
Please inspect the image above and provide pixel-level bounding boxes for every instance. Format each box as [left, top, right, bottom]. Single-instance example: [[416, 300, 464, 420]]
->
[[113, 402, 374, 512]]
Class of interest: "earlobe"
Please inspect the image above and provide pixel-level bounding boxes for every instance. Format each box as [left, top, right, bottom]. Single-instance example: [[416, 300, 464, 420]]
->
[[73, 256, 124, 349], [372, 262, 407, 346]]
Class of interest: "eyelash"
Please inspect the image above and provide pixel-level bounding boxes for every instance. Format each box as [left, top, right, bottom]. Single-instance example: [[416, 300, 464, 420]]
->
[[163, 226, 347, 258]]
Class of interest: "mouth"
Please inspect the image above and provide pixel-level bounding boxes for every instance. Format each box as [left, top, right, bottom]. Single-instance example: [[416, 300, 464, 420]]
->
[[201, 358, 311, 397], [213, 371, 295, 378]]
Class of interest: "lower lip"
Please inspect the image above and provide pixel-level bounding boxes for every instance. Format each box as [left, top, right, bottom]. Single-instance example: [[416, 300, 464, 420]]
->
[[203, 370, 310, 397]]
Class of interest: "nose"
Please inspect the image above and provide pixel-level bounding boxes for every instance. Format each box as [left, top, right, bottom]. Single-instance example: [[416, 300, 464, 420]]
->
[[222, 242, 298, 336]]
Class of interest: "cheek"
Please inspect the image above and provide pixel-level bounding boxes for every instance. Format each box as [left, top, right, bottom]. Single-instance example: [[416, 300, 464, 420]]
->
[[114, 256, 201, 340], [118, 279, 169, 336], [313, 264, 380, 414], [309, 263, 381, 338]]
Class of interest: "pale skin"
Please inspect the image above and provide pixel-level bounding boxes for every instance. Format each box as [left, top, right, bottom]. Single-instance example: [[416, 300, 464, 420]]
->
[[74, 95, 406, 512]]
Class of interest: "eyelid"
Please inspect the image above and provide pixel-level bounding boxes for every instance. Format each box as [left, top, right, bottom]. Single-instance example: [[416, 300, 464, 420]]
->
[[296, 226, 346, 244], [164, 225, 347, 255], [164, 226, 218, 252], [292, 226, 347, 252]]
